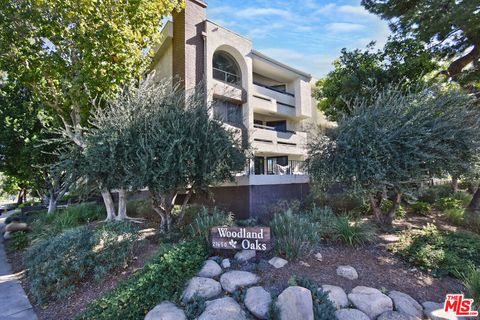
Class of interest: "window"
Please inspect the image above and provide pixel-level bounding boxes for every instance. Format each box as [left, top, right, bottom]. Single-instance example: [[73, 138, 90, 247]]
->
[[267, 156, 288, 175], [266, 120, 287, 132], [270, 84, 287, 93], [213, 52, 241, 85], [213, 99, 243, 125], [254, 157, 265, 175]]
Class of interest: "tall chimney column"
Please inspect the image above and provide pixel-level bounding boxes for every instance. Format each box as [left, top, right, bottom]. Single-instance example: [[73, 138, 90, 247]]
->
[[172, 0, 207, 90]]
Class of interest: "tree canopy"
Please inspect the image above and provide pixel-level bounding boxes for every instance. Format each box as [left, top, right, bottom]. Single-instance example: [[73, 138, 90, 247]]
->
[[307, 85, 480, 226], [83, 80, 246, 229], [314, 39, 438, 121], [362, 0, 480, 92], [0, 0, 184, 130]]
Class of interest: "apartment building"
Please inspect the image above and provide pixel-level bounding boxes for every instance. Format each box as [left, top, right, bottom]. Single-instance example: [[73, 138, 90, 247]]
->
[[150, 0, 331, 219]]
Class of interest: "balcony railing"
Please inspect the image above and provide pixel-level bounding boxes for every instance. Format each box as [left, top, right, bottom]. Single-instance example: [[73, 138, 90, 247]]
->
[[213, 68, 241, 86], [253, 82, 295, 97], [246, 160, 307, 175], [253, 123, 297, 134]]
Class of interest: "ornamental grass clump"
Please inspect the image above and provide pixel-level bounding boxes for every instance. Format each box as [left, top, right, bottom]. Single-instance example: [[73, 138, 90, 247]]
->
[[270, 209, 318, 261]]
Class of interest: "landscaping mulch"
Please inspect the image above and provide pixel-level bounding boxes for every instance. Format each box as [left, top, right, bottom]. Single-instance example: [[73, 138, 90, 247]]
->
[[253, 244, 463, 304], [8, 242, 159, 320]]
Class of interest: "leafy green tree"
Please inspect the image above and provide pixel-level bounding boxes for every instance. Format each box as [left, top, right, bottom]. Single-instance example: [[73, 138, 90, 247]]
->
[[0, 0, 184, 217], [314, 39, 438, 121], [307, 85, 480, 226], [0, 82, 71, 212], [84, 80, 246, 229], [362, 0, 480, 93]]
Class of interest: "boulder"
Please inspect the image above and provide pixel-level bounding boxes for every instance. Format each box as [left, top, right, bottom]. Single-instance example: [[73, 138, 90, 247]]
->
[[3, 231, 12, 240], [422, 301, 462, 320], [336, 265, 358, 280], [321, 285, 349, 309], [378, 311, 415, 320], [198, 297, 246, 320], [220, 271, 259, 293], [244, 286, 271, 319], [348, 286, 393, 319], [197, 260, 222, 278], [335, 308, 370, 320], [145, 302, 186, 320], [268, 257, 288, 269], [221, 258, 231, 269], [5, 222, 30, 233], [181, 277, 222, 303], [388, 291, 423, 319], [314, 253, 323, 261], [276, 286, 314, 320], [234, 249, 256, 262]]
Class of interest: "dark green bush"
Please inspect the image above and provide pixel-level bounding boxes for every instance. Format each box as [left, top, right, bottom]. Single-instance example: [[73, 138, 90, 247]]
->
[[307, 206, 337, 239], [418, 185, 453, 204], [437, 197, 463, 211], [380, 199, 406, 219], [333, 216, 375, 246], [452, 191, 473, 206], [460, 266, 480, 310], [443, 208, 465, 225], [184, 296, 206, 320], [188, 207, 234, 243], [287, 276, 337, 320], [25, 221, 143, 304], [7, 231, 29, 251], [77, 240, 207, 320], [411, 202, 432, 215], [270, 210, 318, 261], [323, 192, 365, 213], [390, 224, 480, 277]]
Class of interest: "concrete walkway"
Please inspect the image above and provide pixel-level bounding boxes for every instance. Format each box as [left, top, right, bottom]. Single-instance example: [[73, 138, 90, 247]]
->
[[0, 210, 37, 320]]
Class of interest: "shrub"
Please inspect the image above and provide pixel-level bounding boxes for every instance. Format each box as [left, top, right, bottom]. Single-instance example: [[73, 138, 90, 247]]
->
[[184, 296, 206, 320], [77, 241, 207, 320], [411, 202, 432, 216], [270, 210, 318, 261], [7, 231, 29, 251], [30, 202, 105, 239], [307, 206, 337, 240], [418, 185, 453, 204], [380, 199, 406, 219], [389, 224, 480, 277], [452, 191, 473, 206], [325, 192, 365, 213], [332, 216, 375, 246], [25, 221, 143, 304], [188, 207, 234, 243], [443, 208, 465, 225], [460, 266, 480, 310], [287, 276, 337, 320], [437, 197, 463, 211]]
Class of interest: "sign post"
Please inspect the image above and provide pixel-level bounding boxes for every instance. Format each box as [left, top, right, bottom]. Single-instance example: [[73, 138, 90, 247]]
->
[[210, 226, 271, 251]]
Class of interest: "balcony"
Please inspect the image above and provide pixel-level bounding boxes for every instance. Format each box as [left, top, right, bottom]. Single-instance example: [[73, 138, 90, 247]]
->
[[246, 159, 307, 175], [252, 83, 296, 118], [252, 125, 306, 155]]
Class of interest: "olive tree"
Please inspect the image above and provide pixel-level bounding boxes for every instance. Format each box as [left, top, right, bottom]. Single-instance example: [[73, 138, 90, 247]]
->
[[307, 86, 480, 226], [84, 80, 246, 228]]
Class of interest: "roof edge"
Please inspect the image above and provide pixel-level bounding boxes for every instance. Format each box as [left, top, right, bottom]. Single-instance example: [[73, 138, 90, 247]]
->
[[252, 50, 311, 79]]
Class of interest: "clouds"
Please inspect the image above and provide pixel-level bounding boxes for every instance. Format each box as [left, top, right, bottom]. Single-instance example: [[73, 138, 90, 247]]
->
[[206, 0, 392, 77], [326, 22, 366, 33]]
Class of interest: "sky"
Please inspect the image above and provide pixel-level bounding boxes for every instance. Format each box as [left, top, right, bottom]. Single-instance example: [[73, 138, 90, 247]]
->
[[206, 0, 392, 78]]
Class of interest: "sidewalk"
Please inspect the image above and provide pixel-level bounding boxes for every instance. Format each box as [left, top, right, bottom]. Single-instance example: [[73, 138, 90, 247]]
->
[[0, 210, 37, 320]]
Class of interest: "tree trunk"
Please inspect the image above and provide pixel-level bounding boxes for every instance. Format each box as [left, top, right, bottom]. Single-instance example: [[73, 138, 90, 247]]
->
[[369, 193, 383, 223], [116, 188, 128, 220], [467, 181, 478, 195], [47, 194, 58, 214], [175, 188, 194, 227], [467, 183, 480, 213], [16, 190, 24, 205], [151, 192, 176, 233], [101, 189, 117, 220], [451, 176, 459, 193], [385, 192, 402, 226]]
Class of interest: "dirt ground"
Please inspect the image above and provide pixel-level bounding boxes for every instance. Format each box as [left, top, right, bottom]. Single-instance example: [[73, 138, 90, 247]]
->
[[8, 241, 158, 320]]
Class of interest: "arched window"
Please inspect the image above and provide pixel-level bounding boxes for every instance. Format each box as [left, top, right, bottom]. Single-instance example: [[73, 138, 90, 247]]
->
[[213, 51, 241, 85]]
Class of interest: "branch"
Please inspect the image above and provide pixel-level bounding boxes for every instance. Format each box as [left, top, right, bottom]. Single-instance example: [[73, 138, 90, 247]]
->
[[445, 44, 479, 79]]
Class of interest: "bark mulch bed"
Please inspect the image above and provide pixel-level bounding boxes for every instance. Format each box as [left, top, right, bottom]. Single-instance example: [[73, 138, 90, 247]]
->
[[7, 239, 158, 320], [252, 243, 462, 304]]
